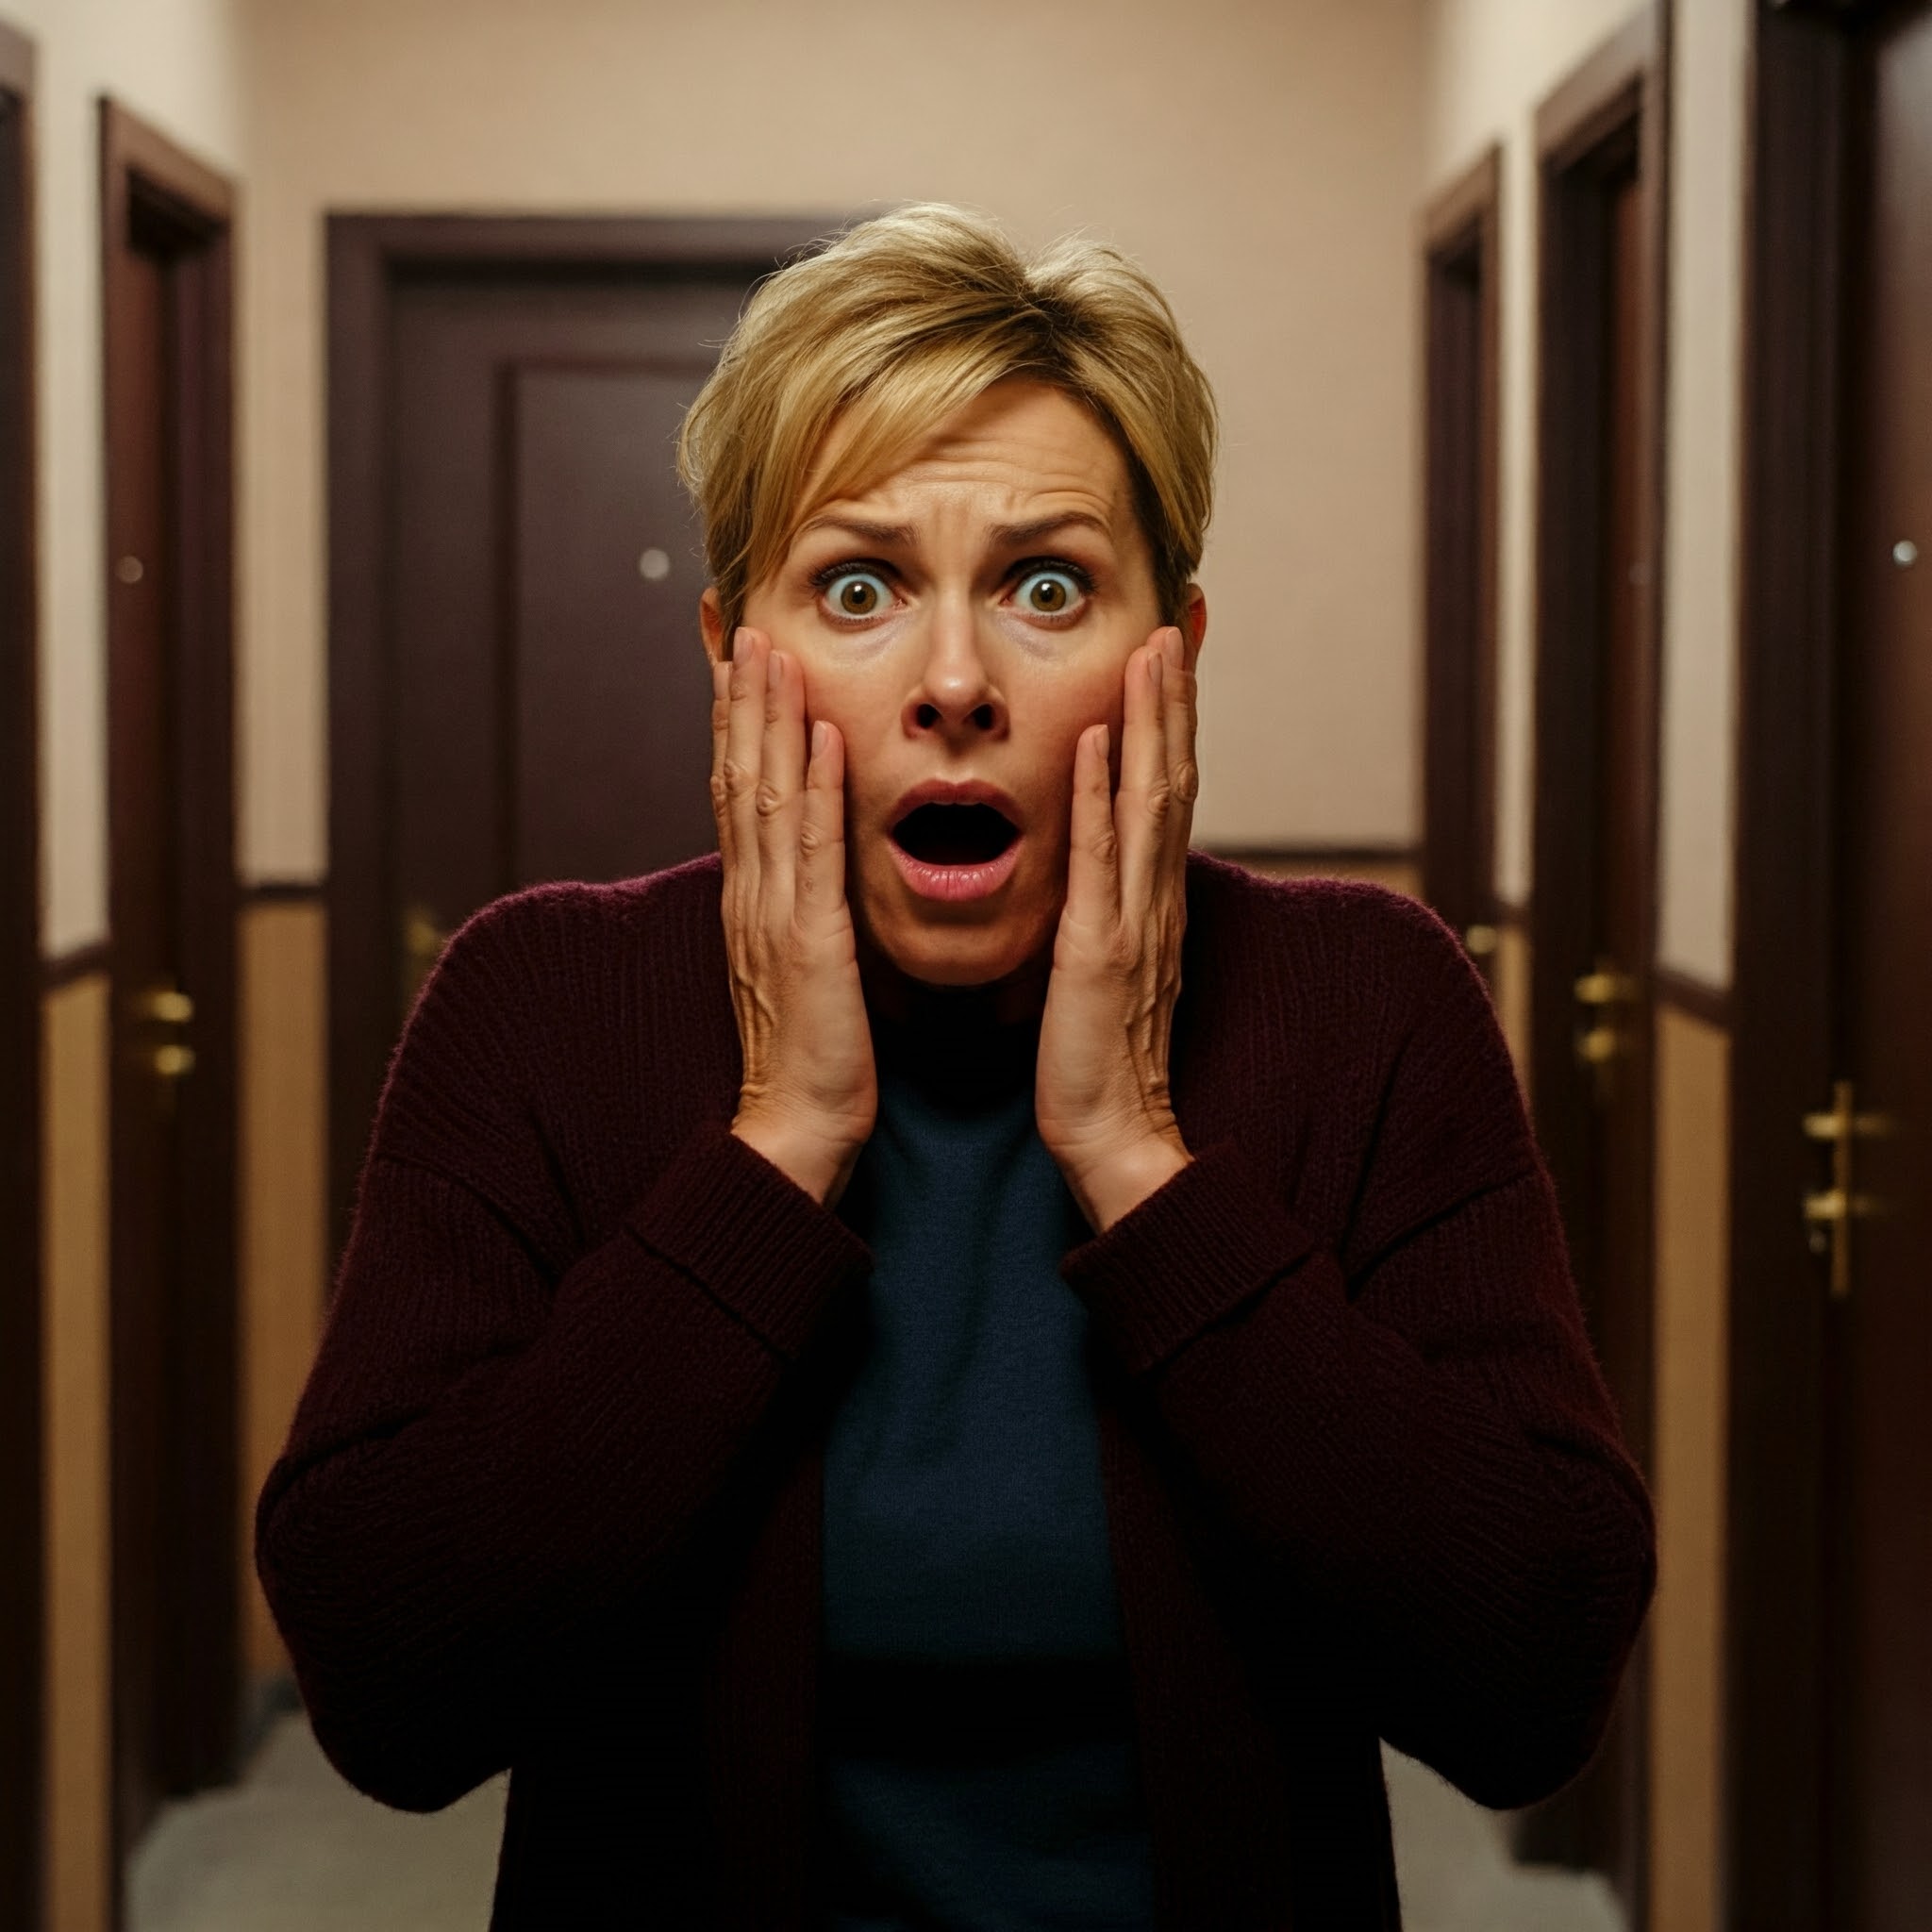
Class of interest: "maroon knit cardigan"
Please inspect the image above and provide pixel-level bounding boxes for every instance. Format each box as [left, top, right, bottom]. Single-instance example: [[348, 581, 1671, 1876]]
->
[[256, 850, 1655, 1930]]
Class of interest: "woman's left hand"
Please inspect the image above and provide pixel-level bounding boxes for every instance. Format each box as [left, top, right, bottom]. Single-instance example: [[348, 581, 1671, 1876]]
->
[[1038, 624, 1199, 1233]]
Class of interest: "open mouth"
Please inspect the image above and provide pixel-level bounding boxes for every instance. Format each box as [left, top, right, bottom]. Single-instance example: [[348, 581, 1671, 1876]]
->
[[891, 802, 1021, 867]]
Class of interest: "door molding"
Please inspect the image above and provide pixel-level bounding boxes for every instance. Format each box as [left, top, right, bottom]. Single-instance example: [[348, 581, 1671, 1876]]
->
[[1521, 8, 1670, 1923], [325, 212, 846, 1261], [99, 95, 240, 1879], [0, 24, 38, 1931], [1419, 144, 1502, 963], [1724, 5, 1887, 1923]]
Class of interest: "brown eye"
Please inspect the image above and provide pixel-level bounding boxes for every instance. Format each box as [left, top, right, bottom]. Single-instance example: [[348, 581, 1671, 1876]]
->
[[824, 570, 890, 618], [1016, 567, 1083, 616]]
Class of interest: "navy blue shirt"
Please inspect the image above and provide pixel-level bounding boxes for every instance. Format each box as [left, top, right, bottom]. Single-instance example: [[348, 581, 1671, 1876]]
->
[[820, 991, 1156, 1931]]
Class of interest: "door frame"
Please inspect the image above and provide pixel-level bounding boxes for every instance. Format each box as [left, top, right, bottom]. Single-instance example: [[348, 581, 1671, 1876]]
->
[[1522, 8, 1670, 1921], [1724, 4, 1915, 1924], [99, 96, 240, 1869], [1419, 144, 1502, 971], [0, 23, 38, 1931], [325, 212, 846, 1258]]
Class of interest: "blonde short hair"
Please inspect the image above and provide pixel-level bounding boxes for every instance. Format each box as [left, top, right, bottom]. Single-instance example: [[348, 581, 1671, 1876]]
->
[[676, 203, 1218, 649]]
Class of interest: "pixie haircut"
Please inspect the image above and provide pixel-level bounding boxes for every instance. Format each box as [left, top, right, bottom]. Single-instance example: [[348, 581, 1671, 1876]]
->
[[676, 203, 1218, 650]]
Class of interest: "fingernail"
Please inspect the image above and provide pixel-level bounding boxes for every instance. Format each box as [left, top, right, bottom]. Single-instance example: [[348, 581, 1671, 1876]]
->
[[1096, 724, 1109, 759], [811, 719, 826, 758], [766, 649, 781, 691], [1151, 651, 1164, 691]]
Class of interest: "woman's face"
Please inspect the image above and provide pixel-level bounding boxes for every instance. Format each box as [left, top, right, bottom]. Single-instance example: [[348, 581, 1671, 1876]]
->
[[701, 377, 1207, 992]]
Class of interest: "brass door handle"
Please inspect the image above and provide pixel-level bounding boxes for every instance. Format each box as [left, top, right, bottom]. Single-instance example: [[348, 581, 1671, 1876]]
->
[[1463, 923, 1499, 960], [150, 1043, 195, 1079], [1802, 1078, 1890, 1298], [402, 904, 451, 1008], [1577, 1024, 1621, 1066], [1574, 968, 1639, 1007], [132, 987, 194, 1025], [1574, 957, 1640, 1097]]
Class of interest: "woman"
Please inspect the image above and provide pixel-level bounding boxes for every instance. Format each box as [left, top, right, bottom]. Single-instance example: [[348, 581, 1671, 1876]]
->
[[258, 205, 1655, 1930]]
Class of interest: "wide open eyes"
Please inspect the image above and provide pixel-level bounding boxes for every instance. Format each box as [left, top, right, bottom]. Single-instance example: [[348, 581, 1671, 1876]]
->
[[809, 559, 1093, 626], [818, 568, 894, 619], [1011, 564, 1089, 619]]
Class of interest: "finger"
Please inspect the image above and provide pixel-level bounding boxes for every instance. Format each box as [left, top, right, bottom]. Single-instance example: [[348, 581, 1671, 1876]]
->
[[721, 627, 769, 882], [708, 655, 736, 867], [1158, 626, 1200, 889], [1064, 722, 1120, 930], [1116, 635, 1168, 912], [756, 646, 807, 888], [796, 716, 849, 925]]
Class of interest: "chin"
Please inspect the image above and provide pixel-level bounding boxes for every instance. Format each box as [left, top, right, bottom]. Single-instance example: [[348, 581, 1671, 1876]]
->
[[862, 902, 1055, 991]]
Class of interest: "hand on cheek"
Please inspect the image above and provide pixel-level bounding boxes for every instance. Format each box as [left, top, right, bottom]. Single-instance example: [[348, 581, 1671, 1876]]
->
[[1036, 625, 1200, 1233]]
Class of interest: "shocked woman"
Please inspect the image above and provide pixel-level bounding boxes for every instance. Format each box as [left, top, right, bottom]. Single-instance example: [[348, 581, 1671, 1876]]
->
[[257, 203, 1655, 1931]]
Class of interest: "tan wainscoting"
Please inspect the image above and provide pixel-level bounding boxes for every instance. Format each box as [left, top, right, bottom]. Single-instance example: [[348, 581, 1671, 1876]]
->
[[1492, 920, 1532, 1100], [42, 973, 111, 1932], [1648, 1003, 1730, 1932], [241, 896, 328, 1683]]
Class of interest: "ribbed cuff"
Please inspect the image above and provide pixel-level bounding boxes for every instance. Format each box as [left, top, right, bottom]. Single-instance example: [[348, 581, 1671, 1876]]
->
[[1058, 1136, 1322, 1375], [623, 1116, 873, 1360]]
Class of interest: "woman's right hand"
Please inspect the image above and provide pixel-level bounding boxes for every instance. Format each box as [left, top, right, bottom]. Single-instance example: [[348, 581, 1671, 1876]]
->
[[711, 626, 876, 1208]]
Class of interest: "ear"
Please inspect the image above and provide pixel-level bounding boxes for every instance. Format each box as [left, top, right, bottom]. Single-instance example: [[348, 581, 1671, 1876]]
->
[[699, 585, 728, 664], [1181, 583, 1208, 664]]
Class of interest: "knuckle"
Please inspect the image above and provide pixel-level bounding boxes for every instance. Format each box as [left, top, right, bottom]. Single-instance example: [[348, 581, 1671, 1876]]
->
[[720, 756, 754, 798], [755, 779, 785, 819], [1173, 760, 1200, 804]]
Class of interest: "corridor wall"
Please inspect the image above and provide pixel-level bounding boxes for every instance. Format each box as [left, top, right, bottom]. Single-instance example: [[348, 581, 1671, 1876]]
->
[[13, 3, 251, 1926], [1423, 3, 1749, 1927]]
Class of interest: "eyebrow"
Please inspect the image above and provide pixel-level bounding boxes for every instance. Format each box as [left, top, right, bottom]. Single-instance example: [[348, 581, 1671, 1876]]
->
[[793, 510, 1119, 550]]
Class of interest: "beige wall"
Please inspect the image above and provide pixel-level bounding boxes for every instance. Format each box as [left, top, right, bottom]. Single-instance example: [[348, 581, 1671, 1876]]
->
[[7, 0, 248, 958], [236, 0, 1431, 885], [1423, 0, 1746, 995], [1657, 0, 1746, 989], [1423, 0, 1646, 913]]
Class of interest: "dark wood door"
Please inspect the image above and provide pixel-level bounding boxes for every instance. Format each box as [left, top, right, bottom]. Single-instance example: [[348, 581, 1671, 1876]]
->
[[101, 103, 239, 1894], [1522, 19, 1664, 1919], [328, 218, 837, 1251], [387, 276, 739, 1010], [1826, 11, 1932, 1924], [1420, 149, 1501, 977]]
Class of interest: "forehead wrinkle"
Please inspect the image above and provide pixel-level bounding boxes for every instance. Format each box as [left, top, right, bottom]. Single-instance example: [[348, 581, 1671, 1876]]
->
[[794, 508, 1124, 557]]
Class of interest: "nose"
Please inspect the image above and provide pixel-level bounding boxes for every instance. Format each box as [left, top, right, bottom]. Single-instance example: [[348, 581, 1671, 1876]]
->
[[902, 599, 1008, 743]]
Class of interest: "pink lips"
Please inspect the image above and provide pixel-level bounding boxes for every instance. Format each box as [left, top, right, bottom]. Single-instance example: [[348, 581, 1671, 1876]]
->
[[889, 837, 1022, 902]]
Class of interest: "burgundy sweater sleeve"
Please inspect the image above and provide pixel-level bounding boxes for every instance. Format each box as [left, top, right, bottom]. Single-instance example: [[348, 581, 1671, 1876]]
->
[[254, 900, 872, 1813], [1059, 899, 1657, 1810]]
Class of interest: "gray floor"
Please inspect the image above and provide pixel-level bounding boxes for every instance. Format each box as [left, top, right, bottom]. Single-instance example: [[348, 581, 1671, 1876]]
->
[[129, 1714, 1623, 1932]]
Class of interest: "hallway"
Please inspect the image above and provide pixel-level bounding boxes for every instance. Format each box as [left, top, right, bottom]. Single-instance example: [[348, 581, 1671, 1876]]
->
[[9, 1, 1929, 1928], [129, 1723, 1622, 1932]]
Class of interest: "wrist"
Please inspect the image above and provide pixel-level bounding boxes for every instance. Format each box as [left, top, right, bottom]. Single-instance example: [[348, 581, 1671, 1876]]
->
[[1062, 1124, 1191, 1234], [730, 1109, 859, 1209]]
